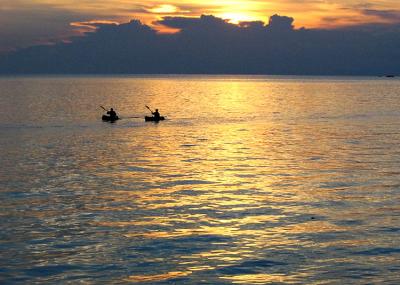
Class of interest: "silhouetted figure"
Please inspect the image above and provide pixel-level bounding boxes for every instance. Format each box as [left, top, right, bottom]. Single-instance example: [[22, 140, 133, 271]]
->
[[107, 108, 117, 120], [152, 109, 161, 120]]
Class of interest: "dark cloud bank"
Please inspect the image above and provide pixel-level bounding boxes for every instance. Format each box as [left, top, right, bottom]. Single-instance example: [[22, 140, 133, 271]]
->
[[1, 14, 400, 75]]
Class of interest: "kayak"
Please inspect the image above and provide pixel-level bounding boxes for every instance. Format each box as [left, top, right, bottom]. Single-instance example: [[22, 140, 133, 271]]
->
[[145, 116, 165, 122], [102, 115, 119, 122]]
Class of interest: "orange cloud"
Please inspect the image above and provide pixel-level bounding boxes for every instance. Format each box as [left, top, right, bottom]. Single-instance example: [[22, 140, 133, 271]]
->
[[70, 20, 120, 29]]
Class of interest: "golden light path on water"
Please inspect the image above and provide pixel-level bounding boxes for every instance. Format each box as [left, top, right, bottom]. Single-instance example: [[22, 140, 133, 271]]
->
[[1, 76, 400, 283], [89, 123, 365, 283]]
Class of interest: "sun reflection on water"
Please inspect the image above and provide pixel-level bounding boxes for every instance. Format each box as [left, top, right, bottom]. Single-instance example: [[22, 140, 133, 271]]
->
[[2, 76, 400, 283], [82, 111, 400, 282], [126, 271, 192, 283]]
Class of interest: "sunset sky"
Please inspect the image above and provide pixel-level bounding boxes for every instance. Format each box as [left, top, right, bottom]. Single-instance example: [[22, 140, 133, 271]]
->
[[1, 0, 400, 52]]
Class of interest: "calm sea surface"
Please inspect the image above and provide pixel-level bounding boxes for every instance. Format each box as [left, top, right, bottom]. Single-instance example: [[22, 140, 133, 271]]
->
[[1, 75, 400, 284]]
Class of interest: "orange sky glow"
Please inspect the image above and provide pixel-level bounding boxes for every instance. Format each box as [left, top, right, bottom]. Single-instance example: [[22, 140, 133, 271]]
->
[[1, 0, 400, 51], [4, 0, 400, 28], [95, 0, 399, 29]]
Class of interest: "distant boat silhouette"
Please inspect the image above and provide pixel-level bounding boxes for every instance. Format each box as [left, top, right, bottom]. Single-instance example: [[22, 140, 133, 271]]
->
[[145, 116, 165, 122], [102, 115, 119, 122], [386, 75, 395, 78]]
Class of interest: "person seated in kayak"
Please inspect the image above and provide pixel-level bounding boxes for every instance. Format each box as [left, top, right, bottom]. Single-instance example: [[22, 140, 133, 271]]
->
[[152, 109, 161, 119], [107, 108, 117, 119]]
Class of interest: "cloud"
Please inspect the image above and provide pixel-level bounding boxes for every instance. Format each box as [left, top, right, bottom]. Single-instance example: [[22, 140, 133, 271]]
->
[[156, 15, 235, 30], [0, 1, 224, 51], [0, 14, 399, 75], [361, 9, 400, 23], [70, 20, 120, 31], [0, 2, 99, 52], [2, 0, 399, 52], [157, 14, 295, 33], [267, 14, 294, 31]]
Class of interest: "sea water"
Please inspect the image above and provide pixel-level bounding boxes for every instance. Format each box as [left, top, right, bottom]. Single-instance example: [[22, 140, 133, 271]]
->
[[1, 75, 400, 284]]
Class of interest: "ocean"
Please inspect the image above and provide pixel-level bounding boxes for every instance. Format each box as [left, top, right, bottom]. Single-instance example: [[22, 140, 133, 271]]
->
[[1, 75, 400, 284]]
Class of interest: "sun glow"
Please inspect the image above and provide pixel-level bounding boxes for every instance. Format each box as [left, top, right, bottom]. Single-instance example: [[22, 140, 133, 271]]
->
[[148, 4, 178, 14], [217, 12, 260, 24]]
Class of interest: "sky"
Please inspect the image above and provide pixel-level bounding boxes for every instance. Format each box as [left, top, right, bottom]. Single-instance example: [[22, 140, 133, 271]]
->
[[1, 0, 400, 52]]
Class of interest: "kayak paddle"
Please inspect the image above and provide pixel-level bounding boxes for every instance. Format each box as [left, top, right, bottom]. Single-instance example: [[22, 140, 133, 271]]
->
[[145, 105, 153, 114]]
